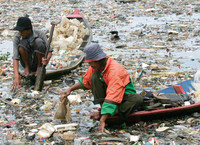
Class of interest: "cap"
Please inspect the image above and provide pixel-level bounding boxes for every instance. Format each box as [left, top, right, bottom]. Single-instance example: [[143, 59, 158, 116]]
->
[[13, 17, 32, 31], [84, 43, 106, 62]]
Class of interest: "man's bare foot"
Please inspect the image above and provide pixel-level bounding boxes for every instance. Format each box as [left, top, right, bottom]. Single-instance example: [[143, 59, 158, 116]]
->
[[35, 70, 39, 74]]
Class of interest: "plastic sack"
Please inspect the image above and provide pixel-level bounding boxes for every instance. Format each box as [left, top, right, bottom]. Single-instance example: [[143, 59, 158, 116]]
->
[[54, 98, 71, 123], [192, 70, 200, 91], [190, 70, 200, 103], [194, 70, 200, 83]]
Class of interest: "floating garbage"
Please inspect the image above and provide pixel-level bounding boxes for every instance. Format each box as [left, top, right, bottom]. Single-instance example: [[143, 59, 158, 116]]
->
[[68, 94, 82, 103], [6, 133, 14, 140], [62, 132, 76, 141], [130, 135, 140, 142], [10, 99, 20, 105], [37, 123, 55, 139], [0, 52, 10, 60], [0, 120, 4, 125], [54, 123, 78, 132], [155, 126, 170, 132], [168, 30, 179, 35], [1, 29, 17, 38], [51, 16, 89, 51], [0, 69, 4, 75]]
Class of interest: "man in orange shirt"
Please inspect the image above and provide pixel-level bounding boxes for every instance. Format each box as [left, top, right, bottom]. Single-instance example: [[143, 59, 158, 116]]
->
[[60, 43, 143, 132]]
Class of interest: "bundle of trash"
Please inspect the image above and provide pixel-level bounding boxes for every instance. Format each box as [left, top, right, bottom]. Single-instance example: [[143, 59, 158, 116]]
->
[[47, 16, 89, 70], [140, 90, 191, 111]]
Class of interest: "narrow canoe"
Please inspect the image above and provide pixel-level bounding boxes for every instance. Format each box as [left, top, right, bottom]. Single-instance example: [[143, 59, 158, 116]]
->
[[45, 9, 92, 80]]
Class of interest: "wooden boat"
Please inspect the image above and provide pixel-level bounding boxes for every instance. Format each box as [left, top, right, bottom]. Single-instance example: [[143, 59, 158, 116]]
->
[[94, 78, 200, 125], [44, 9, 92, 80]]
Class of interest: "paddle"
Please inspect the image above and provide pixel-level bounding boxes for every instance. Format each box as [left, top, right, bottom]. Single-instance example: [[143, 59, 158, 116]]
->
[[34, 22, 56, 91]]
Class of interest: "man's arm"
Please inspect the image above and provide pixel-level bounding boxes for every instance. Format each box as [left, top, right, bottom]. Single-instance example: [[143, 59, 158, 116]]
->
[[70, 82, 83, 91], [47, 52, 52, 61], [59, 82, 82, 102], [12, 59, 21, 89], [99, 114, 109, 132]]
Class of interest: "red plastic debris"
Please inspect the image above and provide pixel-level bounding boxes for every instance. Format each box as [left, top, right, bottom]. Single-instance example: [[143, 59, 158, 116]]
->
[[173, 85, 185, 94]]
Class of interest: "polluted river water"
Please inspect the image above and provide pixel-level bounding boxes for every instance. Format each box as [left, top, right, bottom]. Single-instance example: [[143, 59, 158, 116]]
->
[[0, 0, 200, 144]]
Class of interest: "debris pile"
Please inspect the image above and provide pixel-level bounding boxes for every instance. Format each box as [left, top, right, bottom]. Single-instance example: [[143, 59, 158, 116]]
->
[[46, 16, 89, 70]]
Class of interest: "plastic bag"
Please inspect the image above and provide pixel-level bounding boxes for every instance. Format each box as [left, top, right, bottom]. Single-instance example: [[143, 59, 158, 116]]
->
[[192, 70, 200, 91], [194, 70, 200, 83], [54, 98, 71, 123], [191, 70, 200, 103]]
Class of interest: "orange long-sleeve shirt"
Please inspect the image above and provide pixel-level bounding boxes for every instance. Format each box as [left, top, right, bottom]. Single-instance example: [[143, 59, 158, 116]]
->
[[79, 57, 135, 104]]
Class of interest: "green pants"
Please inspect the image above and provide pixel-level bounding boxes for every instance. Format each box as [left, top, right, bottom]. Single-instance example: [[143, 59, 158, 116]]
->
[[91, 72, 143, 121]]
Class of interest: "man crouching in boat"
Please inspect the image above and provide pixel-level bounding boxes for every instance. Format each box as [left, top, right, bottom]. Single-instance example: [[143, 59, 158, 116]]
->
[[12, 16, 52, 90], [59, 43, 143, 132]]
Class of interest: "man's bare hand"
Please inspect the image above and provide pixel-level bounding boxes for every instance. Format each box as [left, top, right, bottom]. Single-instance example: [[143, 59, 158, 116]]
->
[[12, 77, 21, 90], [59, 88, 71, 102], [42, 57, 49, 66]]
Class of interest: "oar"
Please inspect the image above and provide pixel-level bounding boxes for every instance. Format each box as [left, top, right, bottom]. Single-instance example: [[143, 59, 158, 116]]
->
[[34, 22, 56, 91]]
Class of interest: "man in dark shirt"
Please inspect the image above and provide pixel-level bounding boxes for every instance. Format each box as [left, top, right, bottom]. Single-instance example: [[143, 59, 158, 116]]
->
[[12, 17, 52, 89]]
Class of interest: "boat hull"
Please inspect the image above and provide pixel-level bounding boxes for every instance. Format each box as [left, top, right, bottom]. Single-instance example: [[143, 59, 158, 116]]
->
[[106, 102, 200, 125]]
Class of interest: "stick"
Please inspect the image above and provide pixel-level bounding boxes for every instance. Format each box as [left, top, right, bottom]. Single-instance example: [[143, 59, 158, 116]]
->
[[34, 22, 56, 91], [0, 98, 26, 107]]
